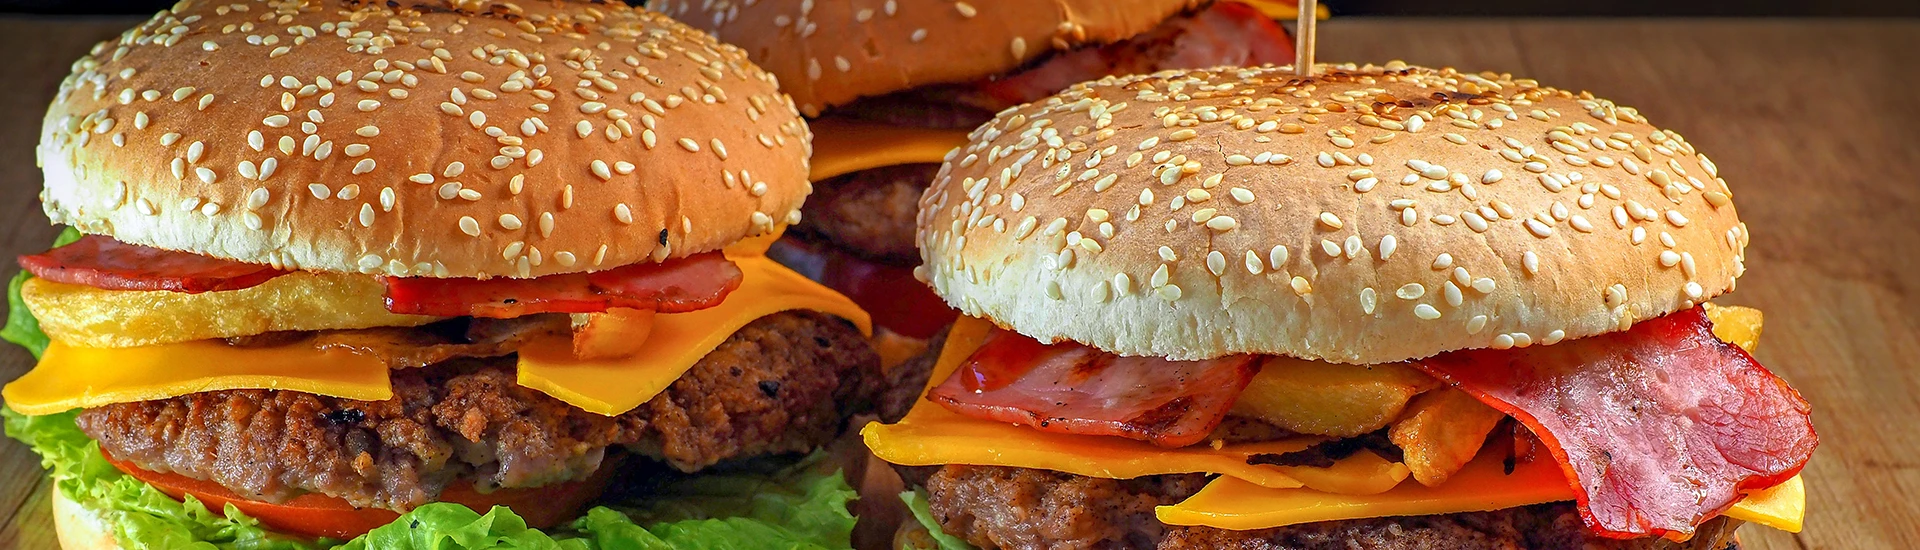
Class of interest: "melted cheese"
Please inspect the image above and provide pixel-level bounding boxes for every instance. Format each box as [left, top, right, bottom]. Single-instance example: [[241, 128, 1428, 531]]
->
[[865, 313, 1805, 534], [518, 255, 870, 416], [807, 117, 973, 181], [860, 316, 1407, 494], [1159, 449, 1805, 533], [4, 234, 869, 418], [4, 340, 390, 415]]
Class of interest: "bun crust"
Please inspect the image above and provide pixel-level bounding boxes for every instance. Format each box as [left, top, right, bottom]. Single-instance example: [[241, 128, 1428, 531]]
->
[[655, 0, 1205, 116], [39, 0, 811, 278], [917, 63, 1749, 363]]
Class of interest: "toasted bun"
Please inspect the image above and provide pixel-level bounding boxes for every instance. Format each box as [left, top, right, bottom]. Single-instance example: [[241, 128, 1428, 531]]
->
[[39, 0, 811, 278], [52, 490, 122, 550], [917, 63, 1749, 363], [655, 0, 1205, 116]]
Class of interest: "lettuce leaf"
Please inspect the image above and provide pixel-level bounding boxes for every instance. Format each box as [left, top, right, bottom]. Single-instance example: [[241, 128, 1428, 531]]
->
[[2, 227, 80, 357], [2, 229, 860, 550], [897, 490, 975, 550], [5, 405, 860, 550]]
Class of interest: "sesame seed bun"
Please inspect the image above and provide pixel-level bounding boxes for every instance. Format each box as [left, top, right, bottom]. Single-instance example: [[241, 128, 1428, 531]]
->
[[37, 0, 811, 279], [915, 63, 1749, 364], [654, 0, 1207, 116]]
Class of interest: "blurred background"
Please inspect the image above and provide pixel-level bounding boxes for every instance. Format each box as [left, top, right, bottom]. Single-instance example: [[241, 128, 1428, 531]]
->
[[1, 0, 1916, 16]]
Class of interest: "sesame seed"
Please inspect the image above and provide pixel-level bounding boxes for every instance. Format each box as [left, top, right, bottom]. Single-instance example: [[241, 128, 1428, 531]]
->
[[1290, 276, 1312, 296], [1414, 304, 1442, 320], [459, 216, 481, 237], [1318, 212, 1344, 229], [499, 214, 524, 230], [1525, 219, 1554, 237], [352, 158, 376, 175], [590, 160, 612, 181], [1666, 210, 1690, 227], [358, 203, 375, 227], [954, 2, 977, 17], [677, 138, 700, 152]]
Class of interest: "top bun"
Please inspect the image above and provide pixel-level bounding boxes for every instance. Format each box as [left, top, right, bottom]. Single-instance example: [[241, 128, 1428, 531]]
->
[[38, 0, 811, 278], [655, 0, 1205, 116], [916, 63, 1749, 364]]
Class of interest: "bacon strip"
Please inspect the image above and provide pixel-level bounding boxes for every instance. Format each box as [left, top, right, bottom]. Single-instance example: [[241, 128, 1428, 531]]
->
[[927, 328, 1258, 448], [17, 235, 290, 293], [382, 252, 742, 318], [1416, 307, 1816, 539]]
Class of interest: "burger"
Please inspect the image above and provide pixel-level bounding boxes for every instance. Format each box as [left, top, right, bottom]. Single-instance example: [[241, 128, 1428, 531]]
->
[[651, 0, 1300, 368], [866, 63, 1816, 549], [3, 1, 884, 547]]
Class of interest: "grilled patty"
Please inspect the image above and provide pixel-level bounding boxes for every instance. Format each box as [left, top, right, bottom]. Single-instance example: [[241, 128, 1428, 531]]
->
[[78, 311, 882, 511], [795, 163, 938, 264], [922, 465, 1742, 550]]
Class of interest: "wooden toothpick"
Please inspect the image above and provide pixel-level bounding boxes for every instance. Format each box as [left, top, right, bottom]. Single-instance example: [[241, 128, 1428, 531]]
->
[[1295, 0, 1317, 76]]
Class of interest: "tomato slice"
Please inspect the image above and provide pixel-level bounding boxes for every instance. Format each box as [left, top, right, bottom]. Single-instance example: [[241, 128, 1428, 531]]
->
[[766, 237, 955, 339], [102, 451, 616, 540]]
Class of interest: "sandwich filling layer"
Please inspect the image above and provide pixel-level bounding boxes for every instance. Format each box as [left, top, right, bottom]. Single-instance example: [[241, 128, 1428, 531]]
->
[[865, 307, 1810, 540]]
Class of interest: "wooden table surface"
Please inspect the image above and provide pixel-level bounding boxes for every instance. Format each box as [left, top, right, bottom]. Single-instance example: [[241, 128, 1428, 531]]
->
[[0, 15, 1913, 550]]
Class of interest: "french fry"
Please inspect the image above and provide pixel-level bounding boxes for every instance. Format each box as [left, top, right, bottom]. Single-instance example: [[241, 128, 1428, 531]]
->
[[1230, 356, 1441, 437], [569, 308, 656, 360], [1389, 388, 1506, 487]]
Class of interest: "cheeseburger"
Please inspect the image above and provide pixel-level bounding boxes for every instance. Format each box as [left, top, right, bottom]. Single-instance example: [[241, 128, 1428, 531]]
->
[[4, 1, 882, 547], [868, 63, 1816, 549], [654, 0, 1299, 365]]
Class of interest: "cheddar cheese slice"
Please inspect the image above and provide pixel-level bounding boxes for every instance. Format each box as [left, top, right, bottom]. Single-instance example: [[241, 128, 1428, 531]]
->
[[518, 254, 871, 416], [807, 117, 973, 181], [861, 316, 1409, 494], [4, 340, 390, 415]]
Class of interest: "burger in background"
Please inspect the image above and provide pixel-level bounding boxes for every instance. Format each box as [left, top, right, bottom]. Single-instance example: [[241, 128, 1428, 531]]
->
[[870, 63, 1815, 549], [653, 0, 1303, 368], [4, 1, 882, 547]]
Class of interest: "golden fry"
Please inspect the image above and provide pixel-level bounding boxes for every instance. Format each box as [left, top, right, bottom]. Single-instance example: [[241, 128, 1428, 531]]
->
[[569, 308, 656, 360], [1389, 388, 1506, 487], [1230, 356, 1441, 437], [23, 273, 438, 348]]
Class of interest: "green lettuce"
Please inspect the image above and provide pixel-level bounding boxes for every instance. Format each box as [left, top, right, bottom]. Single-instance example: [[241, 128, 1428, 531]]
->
[[2, 229, 860, 550], [897, 490, 974, 550]]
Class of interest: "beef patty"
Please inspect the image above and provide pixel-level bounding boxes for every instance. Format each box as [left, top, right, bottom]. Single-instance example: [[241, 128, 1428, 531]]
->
[[795, 163, 937, 264], [78, 311, 882, 511], [922, 465, 1742, 550]]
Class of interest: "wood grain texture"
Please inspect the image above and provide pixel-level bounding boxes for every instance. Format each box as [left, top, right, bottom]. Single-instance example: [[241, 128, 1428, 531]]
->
[[0, 15, 1913, 550]]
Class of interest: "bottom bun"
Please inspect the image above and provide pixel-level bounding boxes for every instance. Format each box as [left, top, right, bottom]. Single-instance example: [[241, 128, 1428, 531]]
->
[[52, 490, 122, 550]]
